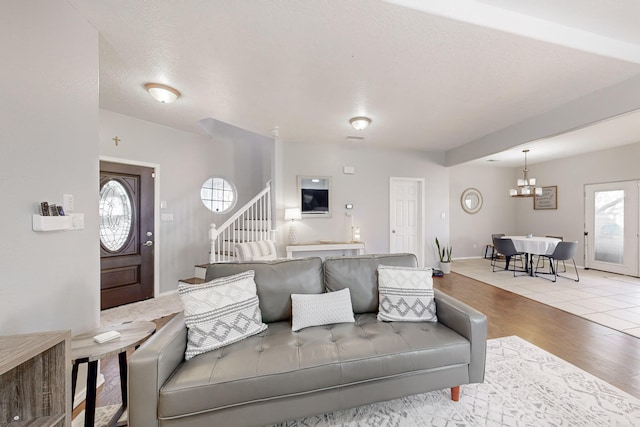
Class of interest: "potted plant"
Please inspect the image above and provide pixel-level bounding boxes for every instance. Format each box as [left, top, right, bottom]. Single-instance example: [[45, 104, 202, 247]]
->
[[435, 237, 452, 274]]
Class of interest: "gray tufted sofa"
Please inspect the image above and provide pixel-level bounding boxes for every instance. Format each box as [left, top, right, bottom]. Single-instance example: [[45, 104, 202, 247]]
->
[[129, 254, 487, 427]]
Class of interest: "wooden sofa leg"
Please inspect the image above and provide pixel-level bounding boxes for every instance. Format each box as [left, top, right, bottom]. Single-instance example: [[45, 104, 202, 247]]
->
[[451, 386, 460, 401]]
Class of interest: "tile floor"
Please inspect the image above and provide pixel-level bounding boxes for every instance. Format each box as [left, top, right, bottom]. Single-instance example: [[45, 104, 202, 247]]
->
[[453, 258, 640, 338]]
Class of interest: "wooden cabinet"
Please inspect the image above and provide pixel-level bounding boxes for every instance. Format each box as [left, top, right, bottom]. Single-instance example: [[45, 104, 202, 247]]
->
[[0, 330, 71, 426]]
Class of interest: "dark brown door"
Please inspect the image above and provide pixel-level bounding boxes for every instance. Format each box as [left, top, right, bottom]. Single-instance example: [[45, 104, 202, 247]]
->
[[99, 161, 154, 310]]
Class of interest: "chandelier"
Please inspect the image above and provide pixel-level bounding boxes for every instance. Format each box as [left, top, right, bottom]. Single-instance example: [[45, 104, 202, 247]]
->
[[510, 149, 542, 197]]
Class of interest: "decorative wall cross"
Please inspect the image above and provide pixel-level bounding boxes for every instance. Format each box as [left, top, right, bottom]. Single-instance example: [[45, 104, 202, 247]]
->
[[113, 136, 121, 146]]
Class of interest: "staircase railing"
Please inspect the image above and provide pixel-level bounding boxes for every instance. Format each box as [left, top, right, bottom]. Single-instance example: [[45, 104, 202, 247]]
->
[[209, 181, 273, 263]]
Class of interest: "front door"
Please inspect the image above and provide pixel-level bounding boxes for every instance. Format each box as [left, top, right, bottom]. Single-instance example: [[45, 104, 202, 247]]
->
[[99, 161, 155, 309], [389, 177, 424, 266], [585, 180, 639, 276]]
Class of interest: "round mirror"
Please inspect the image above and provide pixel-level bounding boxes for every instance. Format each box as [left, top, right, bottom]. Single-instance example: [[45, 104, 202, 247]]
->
[[461, 188, 483, 214], [201, 177, 237, 213]]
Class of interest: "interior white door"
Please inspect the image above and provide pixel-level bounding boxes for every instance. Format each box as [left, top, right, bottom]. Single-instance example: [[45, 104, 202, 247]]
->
[[389, 177, 424, 266], [585, 181, 639, 276]]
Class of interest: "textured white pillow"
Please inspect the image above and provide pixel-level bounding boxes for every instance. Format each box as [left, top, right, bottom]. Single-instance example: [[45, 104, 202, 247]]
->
[[235, 240, 277, 261], [178, 270, 268, 360], [291, 288, 355, 332], [377, 265, 437, 322]]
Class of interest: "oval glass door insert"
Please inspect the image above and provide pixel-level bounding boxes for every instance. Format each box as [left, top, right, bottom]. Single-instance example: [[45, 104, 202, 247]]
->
[[99, 180, 133, 251]]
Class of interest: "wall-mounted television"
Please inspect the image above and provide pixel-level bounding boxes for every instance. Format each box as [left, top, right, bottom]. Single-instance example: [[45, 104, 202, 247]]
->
[[301, 188, 329, 213]]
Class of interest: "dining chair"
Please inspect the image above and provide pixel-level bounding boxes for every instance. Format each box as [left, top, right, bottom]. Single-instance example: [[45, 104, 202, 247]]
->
[[491, 237, 527, 276], [545, 235, 566, 272], [485, 233, 505, 260], [535, 241, 579, 282]]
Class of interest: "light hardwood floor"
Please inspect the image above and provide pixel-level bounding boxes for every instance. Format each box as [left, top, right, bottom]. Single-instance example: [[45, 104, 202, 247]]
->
[[74, 271, 640, 419]]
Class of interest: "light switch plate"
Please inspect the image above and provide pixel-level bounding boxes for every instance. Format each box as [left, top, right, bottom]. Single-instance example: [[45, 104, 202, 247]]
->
[[68, 213, 85, 230], [62, 194, 74, 212]]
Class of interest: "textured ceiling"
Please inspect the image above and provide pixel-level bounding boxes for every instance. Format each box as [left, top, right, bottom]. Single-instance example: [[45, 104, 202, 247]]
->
[[67, 0, 640, 166]]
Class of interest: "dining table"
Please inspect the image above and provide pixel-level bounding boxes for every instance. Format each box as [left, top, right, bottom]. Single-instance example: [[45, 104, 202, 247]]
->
[[502, 235, 561, 276]]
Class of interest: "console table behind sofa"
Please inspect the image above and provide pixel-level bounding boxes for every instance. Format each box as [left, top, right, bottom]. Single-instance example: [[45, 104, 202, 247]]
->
[[286, 242, 365, 259]]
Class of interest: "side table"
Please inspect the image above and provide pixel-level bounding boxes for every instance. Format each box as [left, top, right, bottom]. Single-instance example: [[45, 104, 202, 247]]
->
[[71, 321, 156, 427]]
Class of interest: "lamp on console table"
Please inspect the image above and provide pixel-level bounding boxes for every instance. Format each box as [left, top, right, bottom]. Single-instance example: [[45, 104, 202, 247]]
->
[[285, 208, 302, 244]]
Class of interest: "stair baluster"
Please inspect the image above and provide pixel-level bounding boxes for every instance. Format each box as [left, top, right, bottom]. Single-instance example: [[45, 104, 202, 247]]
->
[[209, 181, 272, 263]]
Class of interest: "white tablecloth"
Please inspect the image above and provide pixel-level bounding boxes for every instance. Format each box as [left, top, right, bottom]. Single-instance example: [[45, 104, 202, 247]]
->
[[503, 236, 560, 255]]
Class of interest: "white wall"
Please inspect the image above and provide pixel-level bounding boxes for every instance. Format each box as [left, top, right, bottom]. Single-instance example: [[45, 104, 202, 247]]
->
[[99, 111, 272, 293], [449, 141, 640, 265], [449, 165, 517, 258], [281, 142, 449, 267], [514, 141, 640, 265], [0, 0, 100, 335]]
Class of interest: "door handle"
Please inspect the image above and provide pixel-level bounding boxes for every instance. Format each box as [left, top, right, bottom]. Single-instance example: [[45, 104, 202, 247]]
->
[[142, 240, 153, 247], [392, 230, 396, 233]]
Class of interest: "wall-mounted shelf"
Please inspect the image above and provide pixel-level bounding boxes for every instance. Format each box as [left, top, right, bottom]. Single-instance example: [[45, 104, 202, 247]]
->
[[32, 214, 84, 232]]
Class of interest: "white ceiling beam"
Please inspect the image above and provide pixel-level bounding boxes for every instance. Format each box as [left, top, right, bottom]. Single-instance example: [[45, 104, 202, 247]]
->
[[384, 0, 640, 64], [444, 73, 640, 166]]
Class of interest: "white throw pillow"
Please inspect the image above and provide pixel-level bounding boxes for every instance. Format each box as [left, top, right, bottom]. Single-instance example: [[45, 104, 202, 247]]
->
[[377, 265, 437, 322], [178, 270, 268, 360], [235, 240, 277, 261], [291, 288, 355, 332]]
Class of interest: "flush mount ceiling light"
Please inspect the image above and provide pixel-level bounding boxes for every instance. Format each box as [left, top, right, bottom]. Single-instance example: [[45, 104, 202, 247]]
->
[[510, 149, 542, 197], [350, 116, 371, 131], [144, 83, 181, 103]]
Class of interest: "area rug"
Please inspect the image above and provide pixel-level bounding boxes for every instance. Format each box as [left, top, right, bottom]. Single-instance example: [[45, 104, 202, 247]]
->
[[270, 335, 640, 427], [100, 292, 182, 327], [72, 406, 126, 427], [72, 335, 640, 426]]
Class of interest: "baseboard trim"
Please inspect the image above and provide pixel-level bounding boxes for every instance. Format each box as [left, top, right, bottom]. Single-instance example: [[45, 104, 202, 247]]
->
[[158, 289, 178, 298]]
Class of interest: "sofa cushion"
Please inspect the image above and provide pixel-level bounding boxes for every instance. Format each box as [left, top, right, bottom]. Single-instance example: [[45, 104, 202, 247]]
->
[[205, 257, 324, 323], [377, 265, 437, 322], [291, 288, 355, 331], [323, 254, 418, 314], [158, 313, 470, 419], [178, 270, 268, 360]]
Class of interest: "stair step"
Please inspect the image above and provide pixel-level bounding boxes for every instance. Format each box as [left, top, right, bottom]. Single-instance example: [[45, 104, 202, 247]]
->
[[225, 230, 270, 240], [195, 264, 209, 279], [179, 277, 205, 285], [243, 219, 269, 228], [213, 250, 238, 256], [207, 254, 240, 263]]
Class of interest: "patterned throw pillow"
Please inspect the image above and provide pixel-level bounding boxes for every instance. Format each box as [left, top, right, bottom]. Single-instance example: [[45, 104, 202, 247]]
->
[[291, 288, 355, 332], [178, 270, 268, 360], [377, 265, 437, 322]]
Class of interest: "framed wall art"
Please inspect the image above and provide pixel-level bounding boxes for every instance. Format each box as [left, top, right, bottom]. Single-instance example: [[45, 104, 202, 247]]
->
[[534, 185, 557, 210]]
